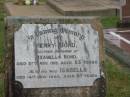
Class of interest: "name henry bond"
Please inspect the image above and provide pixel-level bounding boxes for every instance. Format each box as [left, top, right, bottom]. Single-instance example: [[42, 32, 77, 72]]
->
[[15, 24, 100, 88]]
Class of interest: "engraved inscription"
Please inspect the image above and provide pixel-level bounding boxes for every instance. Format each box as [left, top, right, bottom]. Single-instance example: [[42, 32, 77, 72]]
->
[[15, 24, 100, 88]]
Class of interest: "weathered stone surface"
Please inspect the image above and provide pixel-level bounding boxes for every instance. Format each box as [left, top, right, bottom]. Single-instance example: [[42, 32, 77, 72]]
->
[[121, 0, 130, 21], [118, 0, 130, 27], [47, 0, 120, 16], [105, 39, 130, 66], [104, 28, 130, 66], [15, 24, 100, 88], [5, 16, 105, 97], [4, 2, 61, 16], [5, 0, 120, 17]]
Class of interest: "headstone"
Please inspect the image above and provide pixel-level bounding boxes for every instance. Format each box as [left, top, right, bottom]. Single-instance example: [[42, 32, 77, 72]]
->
[[104, 28, 130, 66], [4, 2, 61, 16], [120, 0, 130, 21], [119, 0, 130, 27], [47, 0, 120, 16], [4, 16, 106, 97]]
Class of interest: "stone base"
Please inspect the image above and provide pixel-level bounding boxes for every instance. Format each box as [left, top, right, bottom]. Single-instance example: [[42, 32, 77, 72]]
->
[[47, 0, 120, 16], [117, 20, 130, 28], [105, 39, 130, 66], [4, 2, 61, 16], [104, 29, 130, 66]]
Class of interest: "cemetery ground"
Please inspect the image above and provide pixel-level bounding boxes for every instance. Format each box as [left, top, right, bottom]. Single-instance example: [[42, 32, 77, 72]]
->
[[0, 0, 130, 97], [0, 0, 5, 97]]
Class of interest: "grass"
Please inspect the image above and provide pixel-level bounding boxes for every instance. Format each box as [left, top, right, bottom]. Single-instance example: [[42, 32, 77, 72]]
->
[[0, 14, 5, 72], [105, 57, 130, 97], [0, 0, 5, 97], [0, 0, 5, 73], [0, 0, 129, 97], [0, 80, 4, 97], [101, 16, 120, 29]]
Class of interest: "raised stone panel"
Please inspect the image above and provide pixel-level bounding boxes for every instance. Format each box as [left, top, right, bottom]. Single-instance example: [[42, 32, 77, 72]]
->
[[15, 24, 101, 88]]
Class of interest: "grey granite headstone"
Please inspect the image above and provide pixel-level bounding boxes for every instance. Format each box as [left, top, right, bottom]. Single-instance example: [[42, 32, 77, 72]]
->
[[5, 16, 106, 97]]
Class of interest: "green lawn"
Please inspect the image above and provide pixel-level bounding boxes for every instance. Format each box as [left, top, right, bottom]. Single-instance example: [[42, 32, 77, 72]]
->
[[105, 57, 130, 97], [0, 16, 4, 73], [0, 0, 129, 97], [0, 80, 4, 97], [0, 0, 5, 96], [0, 0, 5, 73], [101, 16, 120, 28]]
